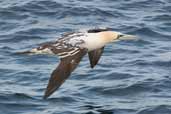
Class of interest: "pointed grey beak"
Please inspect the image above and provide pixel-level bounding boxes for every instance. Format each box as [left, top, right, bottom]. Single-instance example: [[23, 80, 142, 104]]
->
[[119, 34, 138, 40]]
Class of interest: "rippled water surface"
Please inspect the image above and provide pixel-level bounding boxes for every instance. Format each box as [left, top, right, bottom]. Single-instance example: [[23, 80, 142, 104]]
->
[[0, 0, 171, 114]]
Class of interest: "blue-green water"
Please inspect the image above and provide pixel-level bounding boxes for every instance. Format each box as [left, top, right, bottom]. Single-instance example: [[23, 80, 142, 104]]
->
[[0, 0, 171, 114]]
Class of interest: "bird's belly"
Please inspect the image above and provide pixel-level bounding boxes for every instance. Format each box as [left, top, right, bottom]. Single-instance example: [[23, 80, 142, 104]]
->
[[81, 39, 105, 51], [87, 44, 103, 51]]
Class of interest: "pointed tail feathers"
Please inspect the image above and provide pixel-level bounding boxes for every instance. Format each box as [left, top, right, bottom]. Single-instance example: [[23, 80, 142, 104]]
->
[[15, 49, 35, 55], [16, 47, 54, 55], [16, 48, 42, 55]]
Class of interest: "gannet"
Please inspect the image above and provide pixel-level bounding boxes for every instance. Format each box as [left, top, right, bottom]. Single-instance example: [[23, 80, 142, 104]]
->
[[18, 28, 136, 99]]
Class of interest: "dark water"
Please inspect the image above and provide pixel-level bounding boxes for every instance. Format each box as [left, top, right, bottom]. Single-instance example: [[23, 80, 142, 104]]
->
[[0, 0, 171, 114]]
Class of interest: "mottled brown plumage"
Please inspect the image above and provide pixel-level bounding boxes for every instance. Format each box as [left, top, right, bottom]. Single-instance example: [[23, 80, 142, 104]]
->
[[18, 28, 136, 99]]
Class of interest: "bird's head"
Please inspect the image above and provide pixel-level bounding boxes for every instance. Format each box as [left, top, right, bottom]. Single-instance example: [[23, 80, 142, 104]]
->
[[100, 31, 137, 43]]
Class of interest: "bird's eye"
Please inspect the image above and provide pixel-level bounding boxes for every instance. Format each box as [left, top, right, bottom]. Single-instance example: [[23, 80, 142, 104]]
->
[[117, 34, 124, 39]]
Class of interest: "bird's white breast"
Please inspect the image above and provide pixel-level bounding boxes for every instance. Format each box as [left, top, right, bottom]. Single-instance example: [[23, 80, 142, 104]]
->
[[68, 33, 105, 51], [83, 33, 105, 51]]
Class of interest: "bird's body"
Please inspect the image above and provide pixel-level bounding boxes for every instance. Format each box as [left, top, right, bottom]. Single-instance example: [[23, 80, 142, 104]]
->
[[30, 30, 119, 57], [19, 28, 136, 99]]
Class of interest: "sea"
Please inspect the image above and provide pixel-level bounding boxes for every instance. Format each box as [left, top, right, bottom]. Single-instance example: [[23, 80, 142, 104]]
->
[[0, 0, 171, 114]]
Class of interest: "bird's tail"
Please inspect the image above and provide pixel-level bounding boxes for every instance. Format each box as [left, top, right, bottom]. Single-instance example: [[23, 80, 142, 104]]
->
[[16, 41, 56, 55], [16, 46, 54, 55], [15, 48, 40, 55]]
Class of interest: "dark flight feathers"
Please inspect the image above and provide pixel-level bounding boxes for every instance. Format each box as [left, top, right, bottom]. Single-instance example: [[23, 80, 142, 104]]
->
[[17, 28, 108, 99], [44, 47, 104, 99], [87, 28, 111, 33], [88, 47, 104, 68], [44, 49, 87, 99], [43, 28, 107, 99]]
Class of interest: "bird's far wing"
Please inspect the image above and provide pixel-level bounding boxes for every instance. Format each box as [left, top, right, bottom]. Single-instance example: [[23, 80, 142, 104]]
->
[[87, 27, 111, 33], [88, 47, 104, 68], [44, 49, 87, 99]]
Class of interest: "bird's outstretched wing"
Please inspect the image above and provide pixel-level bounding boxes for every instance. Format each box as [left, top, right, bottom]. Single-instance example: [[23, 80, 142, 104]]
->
[[44, 49, 87, 99], [88, 47, 104, 68], [87, 27, 111, 33]]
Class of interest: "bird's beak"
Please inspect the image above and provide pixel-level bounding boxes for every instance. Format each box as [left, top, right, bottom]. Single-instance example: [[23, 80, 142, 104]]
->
[[119, 34, 138, 40]]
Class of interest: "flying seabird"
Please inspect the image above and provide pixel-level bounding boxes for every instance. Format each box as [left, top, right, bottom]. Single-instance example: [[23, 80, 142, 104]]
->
[[18, 28, 136, 99]]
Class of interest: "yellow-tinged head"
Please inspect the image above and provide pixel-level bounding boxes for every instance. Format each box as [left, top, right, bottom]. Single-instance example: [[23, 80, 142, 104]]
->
[[99, 31, 137, 44]]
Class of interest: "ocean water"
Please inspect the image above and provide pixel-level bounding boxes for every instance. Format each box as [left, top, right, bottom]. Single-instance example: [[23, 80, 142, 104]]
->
[[0, 0, 171, 114]]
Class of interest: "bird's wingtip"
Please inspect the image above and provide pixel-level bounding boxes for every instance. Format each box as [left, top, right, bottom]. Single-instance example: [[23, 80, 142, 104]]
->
[[43, 94, 48, 99], [43, 91, 52, 99], [43, 88, 53, 99], [90, 65, 95, 69]]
